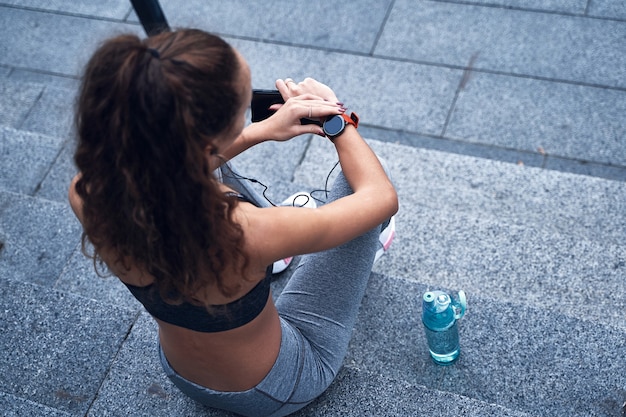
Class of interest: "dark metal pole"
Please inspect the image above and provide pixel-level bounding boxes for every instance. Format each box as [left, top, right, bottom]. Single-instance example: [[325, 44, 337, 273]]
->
[[130, 0, 170, 36]]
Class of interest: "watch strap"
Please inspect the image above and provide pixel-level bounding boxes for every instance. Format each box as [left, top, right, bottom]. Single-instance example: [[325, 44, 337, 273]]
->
[[342, 112, 359, 129]]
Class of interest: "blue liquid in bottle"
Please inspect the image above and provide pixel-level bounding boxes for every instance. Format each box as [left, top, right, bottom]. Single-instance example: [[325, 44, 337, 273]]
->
[[422, 290, 466, 365]]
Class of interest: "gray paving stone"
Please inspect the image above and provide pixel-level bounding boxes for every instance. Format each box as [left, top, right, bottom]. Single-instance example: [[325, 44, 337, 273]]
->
[[588, 0, 626, 19], [444, 0, 586, 14], [375, 0, 626, 88], [0, 79, 42, 128], [2, 0, 132, 19], [0, 392, 72, 417], [34, 139, 77, 202], [349, 275, 626, 417], [0, 190, 81, 286], [0, 278, 138, 414], [0, 126, 64, 195], [21, 85, 76, 139], [8, 69, 79, 90], [0, 6, 141, 77], [129, 0, 392, 54], [54, 243, 143, 310], [230, 37, 461, 136], [358, 125, 546, 168], [545, 155, 626, 181], [446, 72, 626, 166]]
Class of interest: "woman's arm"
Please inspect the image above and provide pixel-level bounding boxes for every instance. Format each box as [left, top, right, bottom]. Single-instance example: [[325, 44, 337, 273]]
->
[[217, 122, 267, 162], [218, 93, 343, 163], [239, 121, 398, 266], [227, 77, 397, 265]]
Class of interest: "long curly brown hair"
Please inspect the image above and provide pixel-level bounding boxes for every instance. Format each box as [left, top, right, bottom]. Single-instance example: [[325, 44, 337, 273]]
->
[[74, 29, 248, 302]]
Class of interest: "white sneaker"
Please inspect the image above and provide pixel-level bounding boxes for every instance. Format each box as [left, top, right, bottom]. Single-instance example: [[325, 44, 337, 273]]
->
[[272, 257, 294, 274], [272, 192, 317, 274], [374, 216, 395, 263]]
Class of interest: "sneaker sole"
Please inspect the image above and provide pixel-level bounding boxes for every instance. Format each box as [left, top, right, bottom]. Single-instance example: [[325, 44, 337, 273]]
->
[[374, 216, 396, 263]]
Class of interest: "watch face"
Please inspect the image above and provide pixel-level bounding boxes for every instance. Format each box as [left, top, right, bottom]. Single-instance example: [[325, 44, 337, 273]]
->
[[323, 115, 345, 137]]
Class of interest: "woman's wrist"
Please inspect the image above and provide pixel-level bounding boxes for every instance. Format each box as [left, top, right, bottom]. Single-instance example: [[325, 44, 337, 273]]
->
[[241, 122, 269, 146]]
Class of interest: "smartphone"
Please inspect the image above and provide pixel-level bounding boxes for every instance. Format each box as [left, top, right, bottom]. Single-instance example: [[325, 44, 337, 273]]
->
[[251, 89, 284, 122], [251, 89, 321, 125]]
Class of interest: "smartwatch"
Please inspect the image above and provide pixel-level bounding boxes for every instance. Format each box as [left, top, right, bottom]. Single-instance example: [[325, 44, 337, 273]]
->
[[323, 112, 359, 139]]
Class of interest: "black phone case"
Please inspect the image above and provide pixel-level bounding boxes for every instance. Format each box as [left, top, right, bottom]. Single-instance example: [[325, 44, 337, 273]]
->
[[250, 89, 322, 126], [251, 90, 284, 122]]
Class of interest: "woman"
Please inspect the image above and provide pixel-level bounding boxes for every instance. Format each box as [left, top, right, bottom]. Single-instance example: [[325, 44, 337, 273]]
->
[[69, 29, 397, 417]]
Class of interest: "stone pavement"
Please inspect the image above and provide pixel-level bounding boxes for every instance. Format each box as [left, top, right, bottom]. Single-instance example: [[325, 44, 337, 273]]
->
[[0, 1, 624, 416]]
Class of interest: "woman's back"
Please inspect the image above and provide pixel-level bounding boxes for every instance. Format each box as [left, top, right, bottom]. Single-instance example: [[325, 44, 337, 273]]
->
[[71, 28, 397, 416], [69, 175, 284, 391]]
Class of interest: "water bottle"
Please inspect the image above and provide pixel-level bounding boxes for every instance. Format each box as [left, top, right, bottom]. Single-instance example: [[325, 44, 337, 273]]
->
[[422, 290, 466, 365]]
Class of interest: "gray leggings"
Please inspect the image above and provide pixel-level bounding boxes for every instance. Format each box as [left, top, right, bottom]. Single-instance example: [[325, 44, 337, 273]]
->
[[160, 162, 383, 417]]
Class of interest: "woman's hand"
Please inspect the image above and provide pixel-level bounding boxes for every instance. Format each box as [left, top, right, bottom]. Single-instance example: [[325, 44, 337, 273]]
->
[[258, 93, 345, 141], [275, 77, 340, 104]]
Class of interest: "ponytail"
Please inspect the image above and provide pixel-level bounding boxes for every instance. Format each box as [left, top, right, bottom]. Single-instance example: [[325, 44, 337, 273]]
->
[[74, 30, 248, 301]]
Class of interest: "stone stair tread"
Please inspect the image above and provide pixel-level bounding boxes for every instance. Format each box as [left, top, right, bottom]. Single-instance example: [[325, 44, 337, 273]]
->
[[292, 137, 626, 330], [86, 310, 535, 417], [0, 78, 78, 202], [296, 138, 625, 245], [0, 189, 81, 287], [347, 272, 625, 417], [1, 266, 620, 416], [374, 203, 625, 330], [294, 366, 536, 417], [0, 126, 65, 196], [0, 79, 45, 129], [0, 277, 138, 415], [0, 78, 76, 139]]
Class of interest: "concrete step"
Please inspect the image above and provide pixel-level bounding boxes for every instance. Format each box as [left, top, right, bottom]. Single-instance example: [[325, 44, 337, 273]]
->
[[0, 275, 526, 417], [293, 137, 626, 331], [0, 77, 78, 203], [86, 308, 534, 417], [347, 273, 626, 417], [0, 126, 64, 196], [0, 277, 138, 416], [0, 78, 76, 140], [0, 190, 81, 287]]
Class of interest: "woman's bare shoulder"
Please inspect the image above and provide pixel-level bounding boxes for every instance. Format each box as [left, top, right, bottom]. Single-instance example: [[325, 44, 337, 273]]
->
[[68, 174, 84, 223]]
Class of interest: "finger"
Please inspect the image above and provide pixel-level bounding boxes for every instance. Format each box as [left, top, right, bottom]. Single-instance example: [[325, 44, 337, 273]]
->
[[283, 78, 297, 93], [289, 93, 329, 103], [275, 79, 292, 99], [297, 100, 346, 117], [293, 124, 325, 137]]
